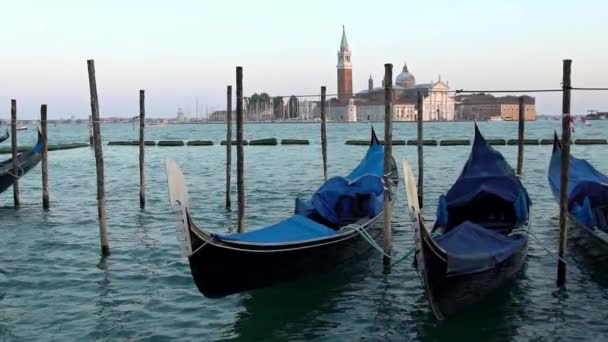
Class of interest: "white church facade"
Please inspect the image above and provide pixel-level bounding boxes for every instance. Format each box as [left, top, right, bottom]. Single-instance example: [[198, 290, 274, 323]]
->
[[330, 27, 455, 122]]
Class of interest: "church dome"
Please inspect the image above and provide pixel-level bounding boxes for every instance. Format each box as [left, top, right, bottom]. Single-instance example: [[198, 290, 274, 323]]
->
[[395, 62, 415, 88]]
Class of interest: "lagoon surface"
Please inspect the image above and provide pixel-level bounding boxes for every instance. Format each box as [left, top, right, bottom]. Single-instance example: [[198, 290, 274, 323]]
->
[[1, 120, 608, 341]]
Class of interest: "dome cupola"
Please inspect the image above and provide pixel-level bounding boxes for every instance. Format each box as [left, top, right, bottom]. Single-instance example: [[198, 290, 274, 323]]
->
[[395, 61, 415, 88]]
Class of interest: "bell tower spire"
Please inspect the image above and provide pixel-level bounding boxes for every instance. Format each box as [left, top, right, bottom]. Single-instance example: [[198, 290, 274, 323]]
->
[[337, 25, 352, 104]]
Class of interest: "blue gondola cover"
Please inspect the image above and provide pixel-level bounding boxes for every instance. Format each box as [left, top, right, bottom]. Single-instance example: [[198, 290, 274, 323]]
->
[[216, 128, 386, 244], [435, 221, 527, 276], [215, 215, 337, 243], [443, 125, 530, 225], [549, 139, 608, 216]]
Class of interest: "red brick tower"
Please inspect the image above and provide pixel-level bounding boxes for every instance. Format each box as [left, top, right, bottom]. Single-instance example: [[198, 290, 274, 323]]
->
[[337, 26, 352, 104]]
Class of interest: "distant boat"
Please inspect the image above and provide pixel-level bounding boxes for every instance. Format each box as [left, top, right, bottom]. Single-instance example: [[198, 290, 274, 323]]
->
[[146, 122, 168, 128], [17, 126, 28, 131], [489, 116, 503, 122]]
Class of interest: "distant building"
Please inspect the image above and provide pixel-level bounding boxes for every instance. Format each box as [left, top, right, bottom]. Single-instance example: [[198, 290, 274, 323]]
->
[[330, 26, 455, 122], [209, 110, 229, 121], [454, 94, 537, 121], [176, 108, 186, 122]]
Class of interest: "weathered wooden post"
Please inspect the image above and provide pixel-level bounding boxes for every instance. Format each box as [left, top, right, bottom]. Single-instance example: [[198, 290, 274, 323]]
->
[[383, 63, 393, 266], [139, 90, 145, 209], [416, 91, 424, 208], [89, 115, 93, 146], [236, 67, 245, 232], [557, 59, 572, 285], [87, 59, 110, 257], [226, 85, 233, 208], [320, 86, 328, 181], [516, 96, 525, 176], [11, 99, 19, 207], [41, 104, 49, 209]]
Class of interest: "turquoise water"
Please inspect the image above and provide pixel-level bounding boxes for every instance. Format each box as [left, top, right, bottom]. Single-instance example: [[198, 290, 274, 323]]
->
[[1, 121, 608, 341]]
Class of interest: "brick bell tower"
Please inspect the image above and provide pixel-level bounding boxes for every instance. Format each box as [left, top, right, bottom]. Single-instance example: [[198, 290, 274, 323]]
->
[[337, 25, 352, 104]]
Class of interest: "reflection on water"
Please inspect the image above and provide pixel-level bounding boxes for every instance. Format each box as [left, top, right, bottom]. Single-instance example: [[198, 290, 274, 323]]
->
[[1, 121, 608, 341]]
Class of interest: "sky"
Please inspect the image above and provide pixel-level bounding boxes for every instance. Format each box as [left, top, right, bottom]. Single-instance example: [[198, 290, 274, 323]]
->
[[0, 0, 607, 119]]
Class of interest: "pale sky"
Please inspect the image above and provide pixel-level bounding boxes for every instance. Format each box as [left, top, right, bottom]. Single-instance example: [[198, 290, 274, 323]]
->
[[1, 0, 607, 119]]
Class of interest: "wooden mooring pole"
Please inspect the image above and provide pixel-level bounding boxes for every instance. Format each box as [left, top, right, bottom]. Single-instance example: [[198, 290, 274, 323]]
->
[[516, 96, 525, 176], [11, 99, 19, 207], [557, 59, 572, 285], [139, 90, 145, 209], [89, 115, 93, 146], [383, 63, 393, 266], [236, 67, 245, 232], [320, 86, 328, 181], [41, 104, 49, 209], [416, 91, 424, 208], [226, 85, 233, 208], [87, 59, 110, 257]]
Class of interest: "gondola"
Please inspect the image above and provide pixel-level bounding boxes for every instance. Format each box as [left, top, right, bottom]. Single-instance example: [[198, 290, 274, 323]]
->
[[0, 129, 8, 144], [166, 128, 398, 298], [548, 133, 608, 249], [403, 124, 530, 320], [0, 126, 42, 194]]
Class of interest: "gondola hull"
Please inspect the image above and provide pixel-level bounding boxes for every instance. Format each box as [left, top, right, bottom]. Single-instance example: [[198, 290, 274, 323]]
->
[[0, 129, 8, 144], [548, 133, 608, 251], [568, 214, 608, 250], [187, 214, 384, 298], [415, 222, 529, 319], [167, 127, 398, 298], [0, 130, 42, 194]]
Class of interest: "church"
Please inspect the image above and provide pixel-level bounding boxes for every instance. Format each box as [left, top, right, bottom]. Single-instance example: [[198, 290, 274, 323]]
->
[[329, 27, 455, 122]]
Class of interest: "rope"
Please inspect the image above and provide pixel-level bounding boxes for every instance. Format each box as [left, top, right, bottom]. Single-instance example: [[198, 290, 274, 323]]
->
[[5, 164, 25, 178], [528, 230, 568, 264], [572, 87, 608, 91], [456, 89, 562, 94], [342, 223, 394, 259]]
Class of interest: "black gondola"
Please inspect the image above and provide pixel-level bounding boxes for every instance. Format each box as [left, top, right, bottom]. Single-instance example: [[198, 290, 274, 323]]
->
[[548, 133, 608, 249], [0, 129, 8, 144], [0, 127, 42, 194], [403, 124, 530, 320], [166, 128, 398, 298]]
